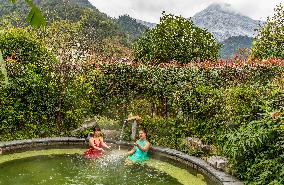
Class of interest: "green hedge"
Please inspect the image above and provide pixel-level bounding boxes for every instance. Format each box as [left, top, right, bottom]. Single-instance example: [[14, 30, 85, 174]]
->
[[0, 28, 94, 141]]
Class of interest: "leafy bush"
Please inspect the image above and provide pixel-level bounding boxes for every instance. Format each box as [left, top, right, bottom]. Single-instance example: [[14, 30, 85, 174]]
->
[[0, 28, 56, 140], [221, 114, 284, 185], [0, 28, 94, 141], [250, 4, 284, 59], [133, 13, 220, 64]]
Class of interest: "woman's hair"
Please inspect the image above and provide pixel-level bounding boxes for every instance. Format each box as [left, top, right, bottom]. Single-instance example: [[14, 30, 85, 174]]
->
[[93, 125, 101, 132], [139, 128, 147, 135], [94, 131, 102, 137]]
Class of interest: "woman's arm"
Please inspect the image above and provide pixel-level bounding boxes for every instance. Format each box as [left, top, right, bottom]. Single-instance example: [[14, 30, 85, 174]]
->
[[126, 148, 135, 156], [135, 141, 150, 152], [89, 138, 103, 150], [100, 138, 111, 149]]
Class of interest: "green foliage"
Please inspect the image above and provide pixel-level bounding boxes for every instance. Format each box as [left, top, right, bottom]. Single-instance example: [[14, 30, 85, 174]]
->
[[24, 0, 46, 28], [0, 50, 8, 85], [250, 4, 284, 59], [0, 28, 55, 140], [133, 13, 220, 64], [140, 116, 179, 148], [6, 0, 46, 28], [221, 114, 284, 185], [0, 0, 131, 58], [89, 63, 283, 145], [0, 28, 52, 66], [0, 5, 283, 184], [0, 28, 96, 141]]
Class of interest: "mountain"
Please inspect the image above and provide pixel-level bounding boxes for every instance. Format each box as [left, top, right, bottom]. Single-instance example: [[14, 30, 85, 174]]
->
[[220, 36, 253, 59], [0, 0, 104, 25], [0, 0, 149, 45], [116, 15, 148, 41], [135, 19, 156, 29], [192, 3, 262, 42], [0, 0, 133, 59]]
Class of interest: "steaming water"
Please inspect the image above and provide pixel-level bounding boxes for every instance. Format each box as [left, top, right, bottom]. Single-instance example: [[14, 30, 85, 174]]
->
[[0, 149, 215, 185]]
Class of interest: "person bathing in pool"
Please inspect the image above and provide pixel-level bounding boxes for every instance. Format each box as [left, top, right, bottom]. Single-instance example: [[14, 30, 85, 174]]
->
[[83, 125, 111, 159], [125, 128, 151, 163]]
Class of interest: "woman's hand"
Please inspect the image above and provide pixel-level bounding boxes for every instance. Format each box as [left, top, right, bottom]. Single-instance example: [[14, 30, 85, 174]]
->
[[98, 148, 104, 152], [134, 142, 141, 150]]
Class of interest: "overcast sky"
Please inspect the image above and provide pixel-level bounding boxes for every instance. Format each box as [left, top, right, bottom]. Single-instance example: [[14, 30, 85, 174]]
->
[[88, 0, 282, 23]]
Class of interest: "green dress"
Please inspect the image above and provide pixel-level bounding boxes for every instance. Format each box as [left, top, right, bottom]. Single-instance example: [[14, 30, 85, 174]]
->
[[128, 139, 149, 162]]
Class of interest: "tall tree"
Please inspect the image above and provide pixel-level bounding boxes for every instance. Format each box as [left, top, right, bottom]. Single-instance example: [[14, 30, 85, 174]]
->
[[133, 13, 220, 64], [250, 4, 284, 59]]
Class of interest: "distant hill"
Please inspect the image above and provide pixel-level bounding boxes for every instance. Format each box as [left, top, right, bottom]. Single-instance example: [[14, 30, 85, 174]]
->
[[0, 0, 150, 45], [0, 0, 109, 25], [192, 3, 262, 42], [135, 19, 156, 29], [116, 15, 148, 41], [0, 0, 135, 60], [220, 35, 253, 59]]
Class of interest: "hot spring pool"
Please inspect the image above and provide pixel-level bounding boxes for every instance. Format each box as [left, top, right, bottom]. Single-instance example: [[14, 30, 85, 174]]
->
[[0, 148, 218, 185]]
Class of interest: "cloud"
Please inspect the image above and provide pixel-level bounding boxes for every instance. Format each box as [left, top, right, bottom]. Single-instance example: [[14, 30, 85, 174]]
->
[[89, 0, 283, 22]]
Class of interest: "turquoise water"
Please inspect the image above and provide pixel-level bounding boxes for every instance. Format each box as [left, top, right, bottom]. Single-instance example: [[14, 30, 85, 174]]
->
[[0, 149, 213, 185]]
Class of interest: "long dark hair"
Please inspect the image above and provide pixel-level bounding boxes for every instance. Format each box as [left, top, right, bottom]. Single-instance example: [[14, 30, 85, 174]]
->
[[139, 128, 147, 136], [93, 125, 101, 132]]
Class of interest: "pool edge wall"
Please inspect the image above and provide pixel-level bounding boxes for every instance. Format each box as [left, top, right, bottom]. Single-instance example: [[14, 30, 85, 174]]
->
[[0, 137, 243, 185]]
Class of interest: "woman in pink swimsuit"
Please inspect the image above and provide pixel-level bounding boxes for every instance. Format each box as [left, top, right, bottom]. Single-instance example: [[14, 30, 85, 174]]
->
[[83, 126, 111, 158]]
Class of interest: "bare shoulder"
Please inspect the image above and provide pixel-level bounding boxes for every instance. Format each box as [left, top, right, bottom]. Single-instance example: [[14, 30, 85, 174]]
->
[[146, 141, 151, 146]]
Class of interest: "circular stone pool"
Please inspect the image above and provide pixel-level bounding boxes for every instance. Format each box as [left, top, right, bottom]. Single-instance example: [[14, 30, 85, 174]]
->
[[0, 138, 242, 185]]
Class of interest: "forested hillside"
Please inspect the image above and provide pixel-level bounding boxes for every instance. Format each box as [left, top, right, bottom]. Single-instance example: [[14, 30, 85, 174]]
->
[[220, 36, 253, 59], [117, 15, 148, 41], [0, 0, 148, 59]]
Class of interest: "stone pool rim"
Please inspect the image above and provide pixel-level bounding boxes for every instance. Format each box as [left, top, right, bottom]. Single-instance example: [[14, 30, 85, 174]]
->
[[0, 137, 243, 185]]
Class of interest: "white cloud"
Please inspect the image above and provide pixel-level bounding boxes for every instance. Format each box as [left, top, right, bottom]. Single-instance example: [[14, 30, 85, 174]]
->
[[88, 0, 283, 22]]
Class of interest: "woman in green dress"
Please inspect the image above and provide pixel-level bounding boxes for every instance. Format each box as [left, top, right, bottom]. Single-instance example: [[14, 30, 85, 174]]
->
[[126, 128, 151, 163]]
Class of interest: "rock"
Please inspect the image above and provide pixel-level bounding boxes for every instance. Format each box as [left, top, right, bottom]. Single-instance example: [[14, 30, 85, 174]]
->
[[185, 137, 214, 153], [207, 156, 228, 171], [71, 119, 97, 134], [102, 129, 120, 140]]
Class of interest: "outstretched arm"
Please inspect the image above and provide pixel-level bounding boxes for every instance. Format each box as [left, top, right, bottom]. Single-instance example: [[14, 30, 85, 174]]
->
[[100, 138, 111, 149], [126, 147, 135, 156]]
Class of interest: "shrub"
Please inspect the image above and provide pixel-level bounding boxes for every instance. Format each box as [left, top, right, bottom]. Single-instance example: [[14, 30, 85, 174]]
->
[[133, 13, 220, 64], [250, 4, 284, 59], [221, 113, 284, 185], [0, 28, 57, 141]]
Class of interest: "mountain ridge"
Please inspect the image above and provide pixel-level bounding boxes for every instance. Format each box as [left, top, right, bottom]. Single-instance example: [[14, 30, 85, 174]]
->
[[192, 3, 262, 41]]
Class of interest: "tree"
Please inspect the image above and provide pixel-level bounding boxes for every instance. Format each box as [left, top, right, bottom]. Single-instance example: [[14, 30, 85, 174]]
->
[[0, 0, 45, 85], [133, 13, 220, 64], [0, 28, 56, 139], [250, 4, 284, 59]]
